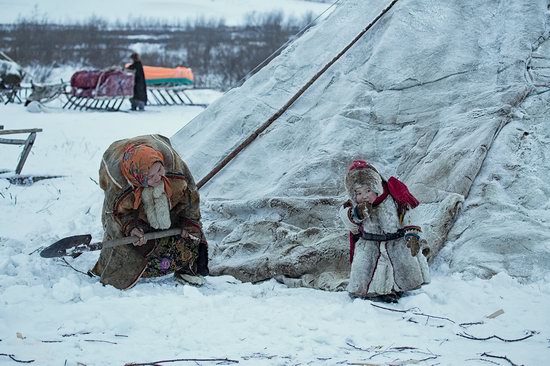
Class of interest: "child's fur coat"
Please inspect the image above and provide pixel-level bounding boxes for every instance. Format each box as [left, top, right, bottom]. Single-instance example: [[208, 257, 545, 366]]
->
[[339, 164, 430, 298]]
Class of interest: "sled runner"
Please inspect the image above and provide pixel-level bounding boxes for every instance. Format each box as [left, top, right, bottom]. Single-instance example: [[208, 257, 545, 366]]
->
[[141, 65, 207, 107]]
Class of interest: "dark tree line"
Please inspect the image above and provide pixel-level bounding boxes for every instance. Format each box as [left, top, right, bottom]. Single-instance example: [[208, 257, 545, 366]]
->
[[0, 12, 314, 89]]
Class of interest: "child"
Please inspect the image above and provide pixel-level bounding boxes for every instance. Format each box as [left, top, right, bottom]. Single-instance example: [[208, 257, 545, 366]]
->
[[339, 160, 430, 302]]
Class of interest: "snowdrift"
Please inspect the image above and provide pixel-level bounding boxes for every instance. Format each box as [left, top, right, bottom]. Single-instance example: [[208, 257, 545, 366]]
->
[[172, 0, 550, 288]]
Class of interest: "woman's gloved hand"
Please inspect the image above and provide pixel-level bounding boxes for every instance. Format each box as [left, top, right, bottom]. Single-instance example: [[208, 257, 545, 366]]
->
[[130, 227, 147, 246]]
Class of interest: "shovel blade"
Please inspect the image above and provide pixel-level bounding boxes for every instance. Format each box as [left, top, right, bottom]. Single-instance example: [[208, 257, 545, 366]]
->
[[40, 234, 92, 258]]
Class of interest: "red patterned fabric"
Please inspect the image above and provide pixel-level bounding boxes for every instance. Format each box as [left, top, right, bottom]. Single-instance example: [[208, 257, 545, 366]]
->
[[120, 144, 172, 209], [71, 71, 101, 89], [70, 69, 134, 98], [348, 159, 375, 172], [387, 176, 419, 209]]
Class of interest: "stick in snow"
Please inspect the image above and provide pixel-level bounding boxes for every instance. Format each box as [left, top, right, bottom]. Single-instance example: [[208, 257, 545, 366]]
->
[[124, 358, 239, 365], [481, 352, 523, 366], [370, 303, 456, 324], [457, 330, 538, 342], [0, 353, 35, 363]]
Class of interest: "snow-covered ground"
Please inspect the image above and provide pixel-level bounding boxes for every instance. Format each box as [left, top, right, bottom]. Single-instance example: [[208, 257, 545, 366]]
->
[[1, 0, 331, 25], [1, 102, 549, 365]]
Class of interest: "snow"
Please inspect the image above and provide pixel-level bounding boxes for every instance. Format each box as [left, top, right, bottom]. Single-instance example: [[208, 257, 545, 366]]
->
[[0, 0, 331, 26], [2, 0, 550, 364], [1, 100, 549, 365]]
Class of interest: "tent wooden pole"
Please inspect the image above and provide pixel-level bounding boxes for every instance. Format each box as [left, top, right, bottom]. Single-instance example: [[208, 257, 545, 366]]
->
[[196, 0, 400, 190]]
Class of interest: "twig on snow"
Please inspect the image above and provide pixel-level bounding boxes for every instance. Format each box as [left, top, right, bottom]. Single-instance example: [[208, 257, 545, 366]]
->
[[62, 331, 91, 337], [345, 341, 372, 352], [124, 358, 239, 365], [412, 355, 439, 363], [57, 257, 93, 277], [345, 339, 440, 363], [241, 352, 276, 360], [457, 330, 538, 342], [370, 303, 410, 313], [480, 352, 523, 366], [0, 353, 35, 363], [83, 339, 118, 344], [465, 357, 499, 365], [459, 321, 484, 328], [349, 354, 439, 365], [44, 332, 122, 344], [370, 303, 456, 324]]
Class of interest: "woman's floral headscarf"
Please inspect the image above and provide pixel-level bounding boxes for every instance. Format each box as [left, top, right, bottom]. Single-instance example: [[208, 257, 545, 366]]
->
[[121, 144, 172, 209]]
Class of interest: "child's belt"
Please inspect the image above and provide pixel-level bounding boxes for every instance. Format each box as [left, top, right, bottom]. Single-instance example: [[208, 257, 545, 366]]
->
[[360, 228, 406, 242]]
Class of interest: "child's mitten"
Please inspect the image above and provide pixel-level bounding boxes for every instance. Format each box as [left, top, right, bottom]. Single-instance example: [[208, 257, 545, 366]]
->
[[404, 226, 422, 257]]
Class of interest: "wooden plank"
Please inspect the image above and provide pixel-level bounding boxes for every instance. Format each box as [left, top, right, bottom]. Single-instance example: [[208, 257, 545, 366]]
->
[[1, 175, 63, 186], [0, 137, 26, 145], [0, 128, 43, 135], [15, 132, 37, 174]]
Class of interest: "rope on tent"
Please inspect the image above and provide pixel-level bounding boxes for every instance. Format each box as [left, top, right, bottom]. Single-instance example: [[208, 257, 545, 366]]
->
[[196, 0, 401, 189]]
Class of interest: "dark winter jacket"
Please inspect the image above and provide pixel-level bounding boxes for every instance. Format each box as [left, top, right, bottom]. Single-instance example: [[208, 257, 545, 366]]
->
[[127, 61, 147, 103]]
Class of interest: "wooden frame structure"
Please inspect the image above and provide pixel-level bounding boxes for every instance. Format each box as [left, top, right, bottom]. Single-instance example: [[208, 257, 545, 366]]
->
[[0, 85, 32, 105], [147, 86, 208, 107], [0, 126, 42, 174]]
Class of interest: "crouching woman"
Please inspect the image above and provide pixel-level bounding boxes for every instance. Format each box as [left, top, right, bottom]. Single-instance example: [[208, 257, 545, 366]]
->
[[339, 160, 430, 302], [91, 134, 208, 289]]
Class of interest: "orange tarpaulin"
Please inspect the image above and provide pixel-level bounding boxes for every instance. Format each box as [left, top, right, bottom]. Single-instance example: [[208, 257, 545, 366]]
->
[[127, 64, 194, 85]]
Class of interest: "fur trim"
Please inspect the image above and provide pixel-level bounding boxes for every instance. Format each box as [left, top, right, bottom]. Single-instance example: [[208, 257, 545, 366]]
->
[[142, 184, 171, 229], [345, 167, 384, 204]]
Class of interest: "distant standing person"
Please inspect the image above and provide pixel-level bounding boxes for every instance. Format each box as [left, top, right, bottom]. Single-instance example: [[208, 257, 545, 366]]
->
[[127, 52, 147, 111]]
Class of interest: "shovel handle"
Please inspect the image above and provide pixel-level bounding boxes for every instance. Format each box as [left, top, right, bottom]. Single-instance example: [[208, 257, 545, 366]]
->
[[102, 228, 188, 249]]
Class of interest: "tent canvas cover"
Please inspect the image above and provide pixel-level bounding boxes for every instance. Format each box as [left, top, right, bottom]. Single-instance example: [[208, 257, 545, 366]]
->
[[172, 0, 550, 289]]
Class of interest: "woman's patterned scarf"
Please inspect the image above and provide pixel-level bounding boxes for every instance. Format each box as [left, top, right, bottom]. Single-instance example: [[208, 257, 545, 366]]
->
[[121, 144, 173, 209]]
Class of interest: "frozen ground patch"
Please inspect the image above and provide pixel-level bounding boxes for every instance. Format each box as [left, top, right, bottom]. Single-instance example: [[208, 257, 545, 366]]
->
[[0, 101, 549, 365]]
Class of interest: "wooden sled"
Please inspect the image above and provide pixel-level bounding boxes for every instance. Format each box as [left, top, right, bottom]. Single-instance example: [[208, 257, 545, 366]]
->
[[147, 86, 208, 107]]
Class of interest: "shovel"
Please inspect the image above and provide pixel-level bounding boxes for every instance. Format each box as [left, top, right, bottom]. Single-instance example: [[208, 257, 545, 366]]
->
[[40, 228, 198, 258]]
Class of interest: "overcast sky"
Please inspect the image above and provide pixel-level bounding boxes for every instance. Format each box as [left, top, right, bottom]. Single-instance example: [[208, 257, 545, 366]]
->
[[0, 0, 330, 25]]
